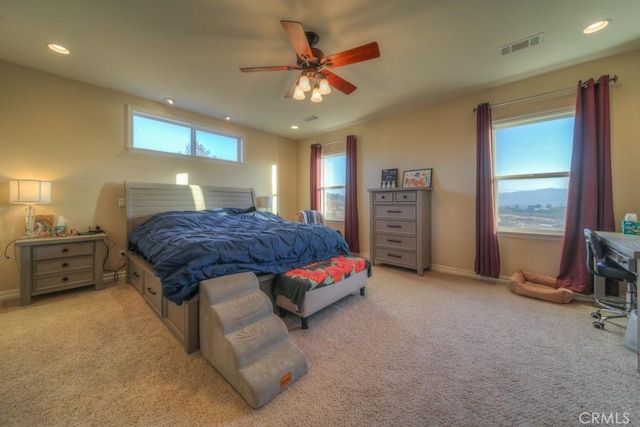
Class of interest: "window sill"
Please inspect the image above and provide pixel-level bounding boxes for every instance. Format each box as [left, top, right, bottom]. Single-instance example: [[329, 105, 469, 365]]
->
[[497, 230, 564, 241]]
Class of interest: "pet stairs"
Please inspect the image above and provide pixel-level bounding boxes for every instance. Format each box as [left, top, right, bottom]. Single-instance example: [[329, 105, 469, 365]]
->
[[199, 272, 307, 409]]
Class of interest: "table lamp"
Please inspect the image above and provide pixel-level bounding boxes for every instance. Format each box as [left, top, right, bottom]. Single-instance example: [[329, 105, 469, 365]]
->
[[9, 179, 52, 238]]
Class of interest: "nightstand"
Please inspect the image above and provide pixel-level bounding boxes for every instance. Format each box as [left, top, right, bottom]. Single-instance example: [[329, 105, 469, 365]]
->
[[15, 234, 108, 306]]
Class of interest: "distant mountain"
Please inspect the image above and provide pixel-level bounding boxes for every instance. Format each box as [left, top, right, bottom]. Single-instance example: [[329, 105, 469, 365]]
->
[[498, 188, 567, 207]]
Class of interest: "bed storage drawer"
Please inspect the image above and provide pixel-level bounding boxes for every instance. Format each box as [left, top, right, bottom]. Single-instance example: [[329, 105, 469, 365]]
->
[[142, 273, 163, 317], [128, 259, 145, 294]]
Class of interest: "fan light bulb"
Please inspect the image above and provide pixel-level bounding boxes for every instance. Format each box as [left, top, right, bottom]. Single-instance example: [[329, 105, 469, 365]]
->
[[293, 86, 306, 100], [310, 87, 323, 103], [318, 78, 331, 95], [299, 75, 311, 92]]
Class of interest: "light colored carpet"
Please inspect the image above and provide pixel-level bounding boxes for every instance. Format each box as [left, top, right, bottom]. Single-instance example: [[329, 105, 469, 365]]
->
[[1, 266, 638, 426]]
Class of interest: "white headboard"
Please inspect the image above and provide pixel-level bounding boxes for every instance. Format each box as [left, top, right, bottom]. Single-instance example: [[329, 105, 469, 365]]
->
[[124, 181, 256, 233]]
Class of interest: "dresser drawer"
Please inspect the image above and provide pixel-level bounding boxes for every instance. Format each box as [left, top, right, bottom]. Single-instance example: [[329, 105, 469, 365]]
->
[[374, 205, 415, 219], [375, 219, 416, 235], [374, 248, 417, 268], [395, 191, 417, 202], [33, 269, 94, 292], [375, 233, 416, 250], [374, 192, 394, 202], [34, 255, 93, 275], [33, 242, 93, 260], [143, 273, 163, 316]]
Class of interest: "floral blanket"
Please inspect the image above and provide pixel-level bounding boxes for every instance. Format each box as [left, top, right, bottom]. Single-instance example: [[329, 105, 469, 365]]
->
[[274, 256, 371, 309]]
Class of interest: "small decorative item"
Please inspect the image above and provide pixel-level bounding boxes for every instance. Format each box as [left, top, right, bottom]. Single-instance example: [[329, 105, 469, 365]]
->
[[402, 168, 433, 188], [53, 225, 68, 237], [33, 215, 54, 237], [381, 168, 398, 188]]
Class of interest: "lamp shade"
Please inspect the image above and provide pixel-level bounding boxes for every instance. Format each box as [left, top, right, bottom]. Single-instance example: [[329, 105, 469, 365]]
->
[[255, 196, 273, 210], [9, 180, 52, 204]]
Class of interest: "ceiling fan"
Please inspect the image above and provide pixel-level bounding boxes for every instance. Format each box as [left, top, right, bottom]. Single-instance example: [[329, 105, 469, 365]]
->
[[239, 20, 380, 102]]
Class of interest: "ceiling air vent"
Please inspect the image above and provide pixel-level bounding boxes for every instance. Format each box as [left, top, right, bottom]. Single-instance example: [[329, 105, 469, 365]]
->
[[500, 33, 543, 55], [302, 115, 319, 122]]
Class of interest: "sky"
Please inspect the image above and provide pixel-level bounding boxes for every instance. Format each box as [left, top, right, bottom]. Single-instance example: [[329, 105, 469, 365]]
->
[[133, 114, 238, 161], [495, 116, 574, 193]]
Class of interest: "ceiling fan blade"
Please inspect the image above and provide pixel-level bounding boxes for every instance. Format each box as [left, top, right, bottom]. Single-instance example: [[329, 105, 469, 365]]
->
[[280, 20, 314, 63], [323, 70, 357, 95], [240, 65, 299, 72], [322, 42, 380, 68]]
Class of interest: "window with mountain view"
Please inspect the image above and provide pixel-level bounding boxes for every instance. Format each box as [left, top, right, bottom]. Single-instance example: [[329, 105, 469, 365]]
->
[[494, 112, 574, 234], [321, 152, 346, 221]]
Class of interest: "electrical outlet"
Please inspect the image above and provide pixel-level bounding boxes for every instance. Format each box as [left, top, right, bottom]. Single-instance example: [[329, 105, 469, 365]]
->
[[118, 250, 127, 259]]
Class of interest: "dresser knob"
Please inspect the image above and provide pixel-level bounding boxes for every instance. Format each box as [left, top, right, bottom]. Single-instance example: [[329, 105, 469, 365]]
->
[[61, 262, 68, 268], [62, 248, 69, 253], [62, 277, 69, 282]]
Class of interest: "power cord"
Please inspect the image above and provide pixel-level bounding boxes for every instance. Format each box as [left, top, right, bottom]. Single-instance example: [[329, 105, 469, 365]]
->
[[4, 238, 19, 259], [101, 236, 127, 282]]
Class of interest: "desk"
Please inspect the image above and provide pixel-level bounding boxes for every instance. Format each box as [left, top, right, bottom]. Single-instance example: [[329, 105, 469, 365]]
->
[[595, 231, 640, 373]]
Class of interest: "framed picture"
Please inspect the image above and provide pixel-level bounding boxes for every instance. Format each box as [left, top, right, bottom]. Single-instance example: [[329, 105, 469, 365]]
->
[[34, 215, 54, 237], [380, 168, 398, 188], [402, 168, 432, 188]]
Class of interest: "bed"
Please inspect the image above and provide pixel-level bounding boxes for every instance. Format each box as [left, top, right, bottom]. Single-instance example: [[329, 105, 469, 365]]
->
[[124, 181, 365, 352]]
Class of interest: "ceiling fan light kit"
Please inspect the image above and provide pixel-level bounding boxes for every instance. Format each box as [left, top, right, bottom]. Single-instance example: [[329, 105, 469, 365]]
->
[[240, 20, 380, 103]]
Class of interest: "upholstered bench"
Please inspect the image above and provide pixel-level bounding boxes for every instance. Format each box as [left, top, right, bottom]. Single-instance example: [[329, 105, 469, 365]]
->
[[274, 256, 371, 329]]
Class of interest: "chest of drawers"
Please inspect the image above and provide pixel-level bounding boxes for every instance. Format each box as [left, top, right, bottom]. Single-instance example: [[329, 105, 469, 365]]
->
[[368, 188, 431, 275], [15, 234, 107, 305]]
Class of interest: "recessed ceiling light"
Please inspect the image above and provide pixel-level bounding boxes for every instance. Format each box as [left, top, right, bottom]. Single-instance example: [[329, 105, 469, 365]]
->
[[290, 125, 299, 130], [583, 19, 611, 34], [164, 98, 175, 105], [225, 116, 231, 121], [47, 43, 70, 55]]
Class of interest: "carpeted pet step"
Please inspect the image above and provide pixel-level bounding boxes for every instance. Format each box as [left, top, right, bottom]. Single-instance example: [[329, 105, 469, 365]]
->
[[213, 290, 274, 334], [227, 315, 289, 368], [238, 340, 308, 408], [199, 272, 307, 409]]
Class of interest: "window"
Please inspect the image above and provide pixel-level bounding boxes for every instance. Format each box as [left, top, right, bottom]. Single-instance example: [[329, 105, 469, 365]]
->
[[494, 112, 574, 234], [321, 152, 346, 221], [128, 108, 243, 162]]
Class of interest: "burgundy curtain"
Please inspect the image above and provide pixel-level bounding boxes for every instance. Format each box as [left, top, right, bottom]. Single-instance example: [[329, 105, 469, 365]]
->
[[345, 135, 360, 252], [557, 75, 614, 293], [475, 103, 500, 277], [310, 143, 322, 211]]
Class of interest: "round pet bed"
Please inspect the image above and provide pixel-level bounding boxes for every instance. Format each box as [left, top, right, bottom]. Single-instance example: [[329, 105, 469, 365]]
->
[[509, 270, 573, 304]]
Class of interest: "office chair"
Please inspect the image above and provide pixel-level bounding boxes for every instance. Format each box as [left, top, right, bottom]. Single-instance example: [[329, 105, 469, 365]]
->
[[584, 228, 637, 329]]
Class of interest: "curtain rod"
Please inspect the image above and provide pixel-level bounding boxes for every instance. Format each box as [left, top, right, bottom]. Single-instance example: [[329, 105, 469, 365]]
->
[[313, 138, 345, 147], [473, 74, 618, 112]]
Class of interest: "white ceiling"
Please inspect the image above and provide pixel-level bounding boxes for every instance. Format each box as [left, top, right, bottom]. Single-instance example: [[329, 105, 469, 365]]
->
[[1, 0, 639, 139]]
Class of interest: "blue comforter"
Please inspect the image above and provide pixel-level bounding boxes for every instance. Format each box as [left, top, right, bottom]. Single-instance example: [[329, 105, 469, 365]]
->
[[128, 208, 351, 304]]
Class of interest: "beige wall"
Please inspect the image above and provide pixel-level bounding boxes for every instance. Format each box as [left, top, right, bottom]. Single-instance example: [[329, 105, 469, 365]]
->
[[0, 60, 298, 295], [298, 48, 640, 279]]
